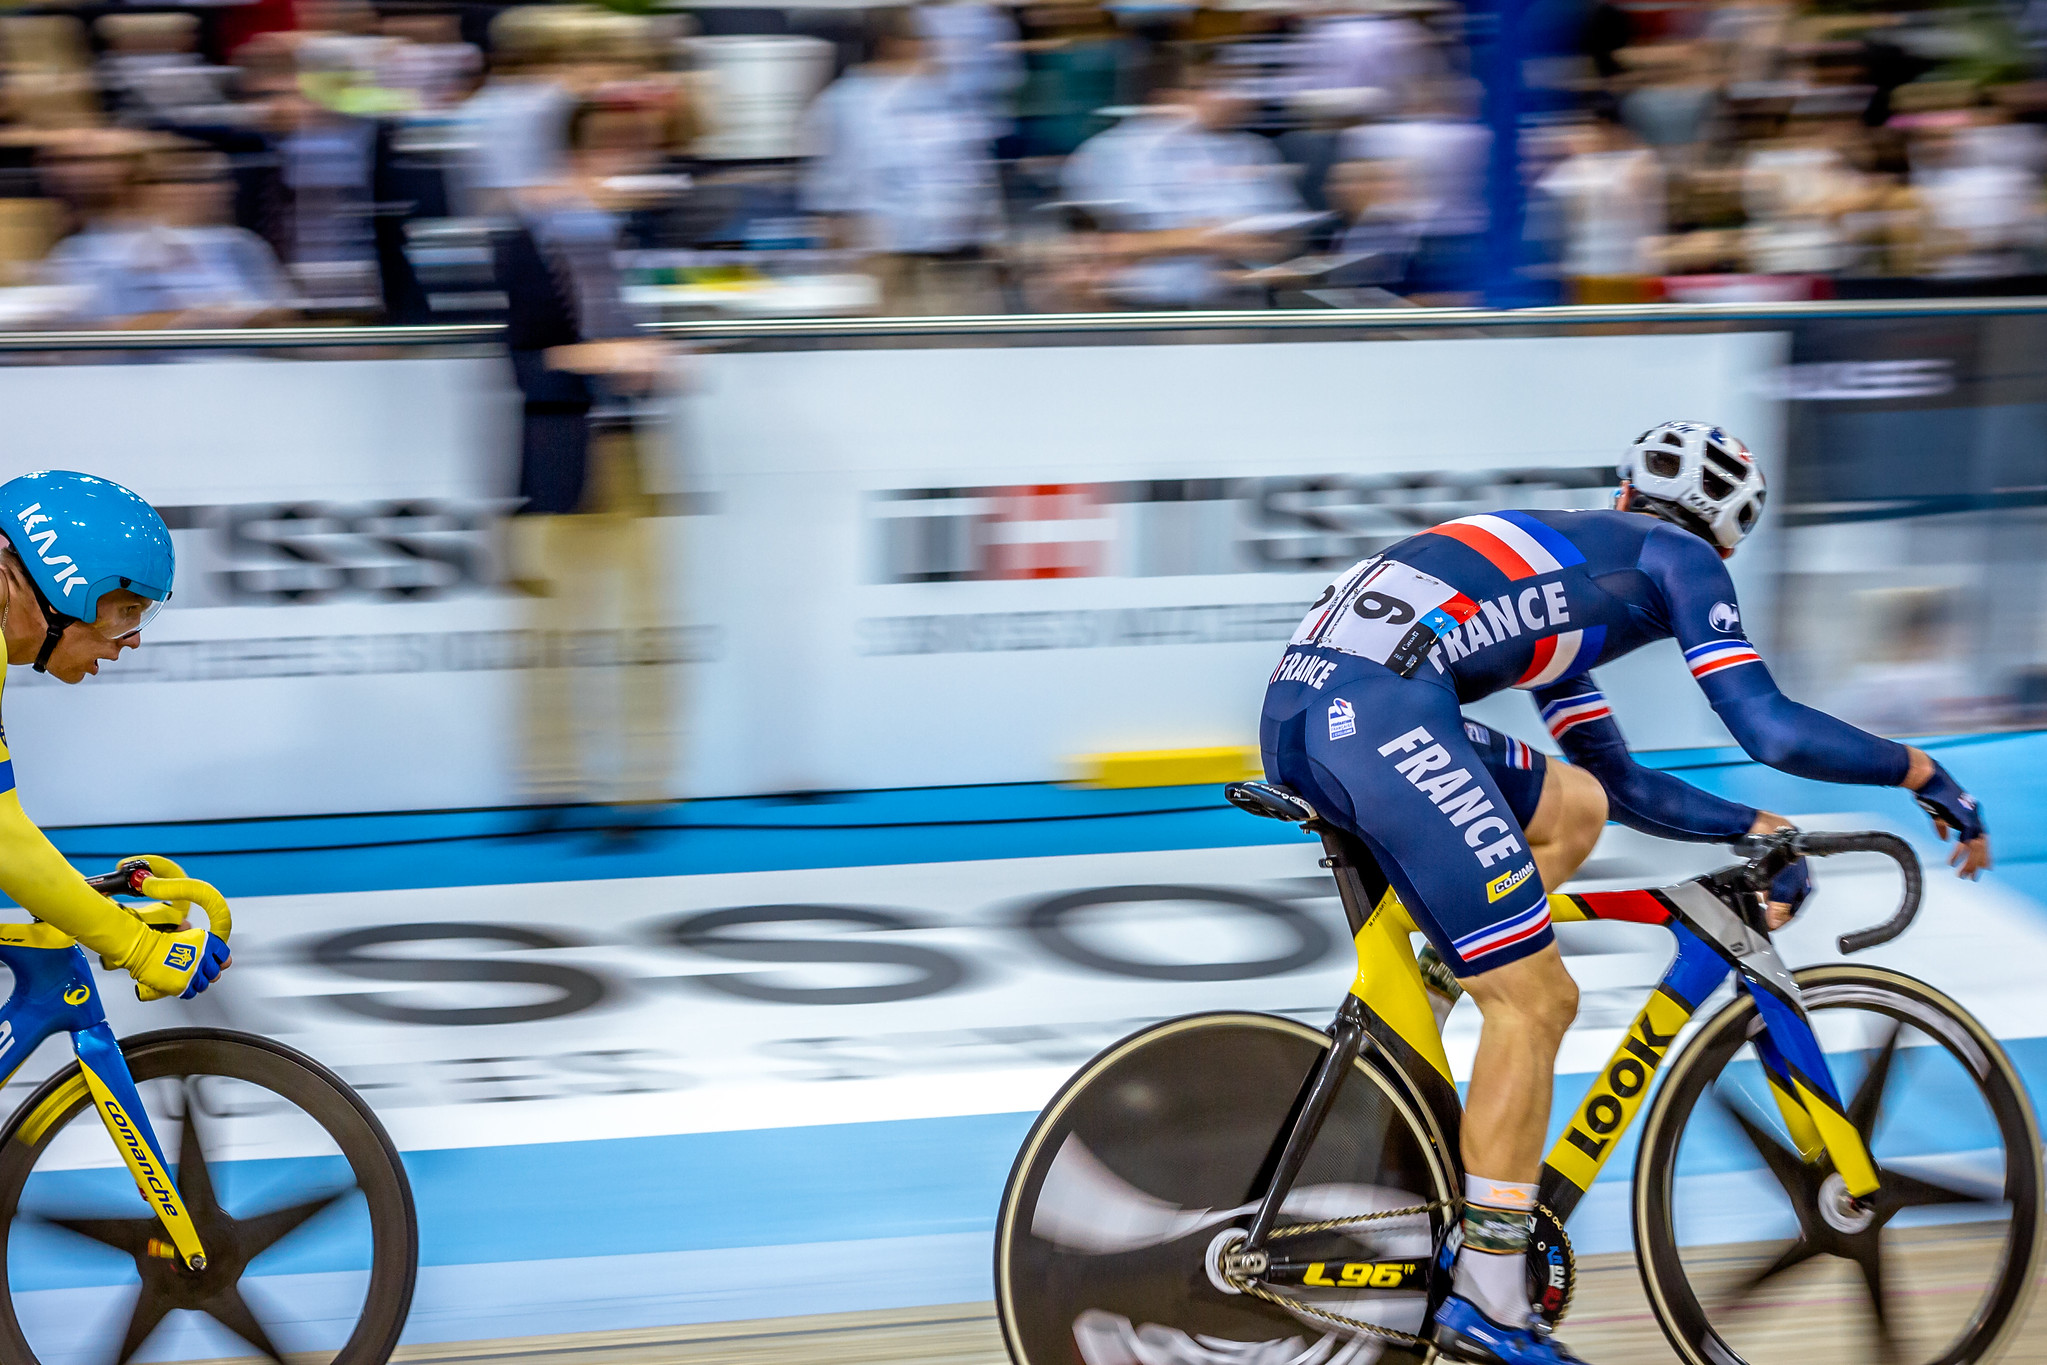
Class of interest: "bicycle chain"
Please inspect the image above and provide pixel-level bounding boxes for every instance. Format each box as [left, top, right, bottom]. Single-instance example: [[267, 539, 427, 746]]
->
[[1220, 1200, 1577, 1350], [1530, 1203, 1577, 1327], [1218, 1202, 1449, 1350]]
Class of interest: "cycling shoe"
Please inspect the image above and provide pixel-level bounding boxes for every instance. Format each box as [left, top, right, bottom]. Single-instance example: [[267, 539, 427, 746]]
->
[[1432, 1296, 1590, 1365]]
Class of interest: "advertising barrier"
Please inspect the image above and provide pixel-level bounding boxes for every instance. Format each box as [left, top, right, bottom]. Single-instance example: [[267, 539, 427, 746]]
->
[[0, 331, 1782, 824]]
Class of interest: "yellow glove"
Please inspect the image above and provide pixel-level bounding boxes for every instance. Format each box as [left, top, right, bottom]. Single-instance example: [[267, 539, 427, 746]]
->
[[0, 798, 229, 999], [109, 925, 231, 1001]]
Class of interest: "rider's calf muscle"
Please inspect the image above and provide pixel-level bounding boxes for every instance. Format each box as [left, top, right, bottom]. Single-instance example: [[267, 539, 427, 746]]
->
[[1461, 945, 1581, 1180]]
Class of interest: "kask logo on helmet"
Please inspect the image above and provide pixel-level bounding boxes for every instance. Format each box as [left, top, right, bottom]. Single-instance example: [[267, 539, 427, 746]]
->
[[12, 504, 86, 598]]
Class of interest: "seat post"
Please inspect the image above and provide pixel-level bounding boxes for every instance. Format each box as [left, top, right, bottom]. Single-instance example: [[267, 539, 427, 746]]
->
[[1316, 827, 1382, 939]]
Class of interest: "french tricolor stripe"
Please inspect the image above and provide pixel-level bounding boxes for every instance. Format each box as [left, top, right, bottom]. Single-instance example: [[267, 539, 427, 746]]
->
[[1422, 511, 1586, 581], [1455, 900, 1552, 961], [1502, 736, 1533, 769], [1686, 639, 1763, 680], [1515, 623, 1606, 690], [1541, 693, 1611, 739]]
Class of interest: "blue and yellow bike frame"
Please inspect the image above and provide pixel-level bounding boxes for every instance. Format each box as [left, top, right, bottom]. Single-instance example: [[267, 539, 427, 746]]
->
[[0, 859, 231, 1272], [1327, 839, 1879, 1227], [0, 927, 209, 1268]]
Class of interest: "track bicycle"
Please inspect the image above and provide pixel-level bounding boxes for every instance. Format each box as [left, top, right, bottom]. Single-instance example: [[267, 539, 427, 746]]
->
[[995, 780, 2043, 1365], [0, 856, 417, 1365]]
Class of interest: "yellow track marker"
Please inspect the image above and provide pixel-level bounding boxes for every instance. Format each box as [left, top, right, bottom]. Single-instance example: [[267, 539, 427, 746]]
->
[[1068, 746, 1261, 789]]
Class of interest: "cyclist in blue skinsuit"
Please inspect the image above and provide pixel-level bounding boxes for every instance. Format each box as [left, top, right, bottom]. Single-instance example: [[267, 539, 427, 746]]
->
[[1260, 421, 1989, 1365]]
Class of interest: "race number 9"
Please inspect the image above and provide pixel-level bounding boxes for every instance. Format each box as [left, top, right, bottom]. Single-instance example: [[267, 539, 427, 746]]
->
[[1353, 592, 1415, 625]]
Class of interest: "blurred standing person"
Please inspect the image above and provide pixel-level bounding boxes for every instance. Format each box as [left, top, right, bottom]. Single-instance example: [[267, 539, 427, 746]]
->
[[1535, 105, 1666, 301], [801, 7, 1004, 314], [454, 8, 575, 213], [496, 99, 680, 827], [1059, 55, 1306, 307]]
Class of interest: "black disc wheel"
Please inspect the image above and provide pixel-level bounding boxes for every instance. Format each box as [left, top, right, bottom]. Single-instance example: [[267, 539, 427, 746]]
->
[[996, 1011, 1457, 1365], [1635, 966, 2042, 1365], [0, 1028, 418, 1365]]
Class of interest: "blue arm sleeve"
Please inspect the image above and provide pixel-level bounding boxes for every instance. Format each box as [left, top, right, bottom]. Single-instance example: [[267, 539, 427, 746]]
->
[[1532, 676, 1758, 842], [1642, 524, 1912, 787]]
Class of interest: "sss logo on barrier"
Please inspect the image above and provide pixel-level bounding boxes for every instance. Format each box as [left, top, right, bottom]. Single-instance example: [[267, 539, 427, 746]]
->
[[868, 467, 1620, 582], [164, 500, 505, 607]]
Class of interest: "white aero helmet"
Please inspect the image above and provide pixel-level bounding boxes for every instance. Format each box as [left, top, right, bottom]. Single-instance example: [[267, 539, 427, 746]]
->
[[1621, 420, 1767, 550]]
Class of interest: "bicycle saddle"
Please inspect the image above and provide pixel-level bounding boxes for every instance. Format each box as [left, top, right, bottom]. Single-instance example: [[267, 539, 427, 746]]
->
[[1223, 780, 1321, 825]]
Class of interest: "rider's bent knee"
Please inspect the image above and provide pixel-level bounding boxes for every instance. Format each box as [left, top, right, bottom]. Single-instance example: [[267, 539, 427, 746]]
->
[[1463, 947, 1579, 1037], [1553, 763, 1608, 847]]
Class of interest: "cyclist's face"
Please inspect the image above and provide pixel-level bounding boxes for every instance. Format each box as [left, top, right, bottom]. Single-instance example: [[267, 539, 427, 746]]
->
[[42, 589, 153, 685]]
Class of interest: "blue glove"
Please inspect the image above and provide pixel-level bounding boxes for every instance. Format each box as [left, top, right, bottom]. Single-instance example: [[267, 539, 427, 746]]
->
[[179, 933, 232, 999], [1767, 856, 1813, 921], [1914, 761, 1986, 843]]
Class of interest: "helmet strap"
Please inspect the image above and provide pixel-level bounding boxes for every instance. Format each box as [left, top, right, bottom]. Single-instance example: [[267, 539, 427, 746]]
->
[[18, 572, 74, 675], [1632, 492, 1719, 547]]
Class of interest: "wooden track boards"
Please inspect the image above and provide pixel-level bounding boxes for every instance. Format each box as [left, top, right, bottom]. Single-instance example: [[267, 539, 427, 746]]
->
[[175, 1227, 2047, 1365]]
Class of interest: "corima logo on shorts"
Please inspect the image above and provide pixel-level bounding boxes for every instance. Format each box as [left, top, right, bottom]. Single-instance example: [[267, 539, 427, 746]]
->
[[13, 505, 86, 597], [1486, 862, 1535, 903]]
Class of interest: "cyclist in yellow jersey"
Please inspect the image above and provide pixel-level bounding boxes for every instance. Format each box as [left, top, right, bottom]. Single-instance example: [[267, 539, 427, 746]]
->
[[0, 470, 227, 1000]]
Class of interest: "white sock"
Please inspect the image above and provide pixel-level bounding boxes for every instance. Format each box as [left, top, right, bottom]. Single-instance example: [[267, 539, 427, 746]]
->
[[1451, 1173, 1537, 1329]]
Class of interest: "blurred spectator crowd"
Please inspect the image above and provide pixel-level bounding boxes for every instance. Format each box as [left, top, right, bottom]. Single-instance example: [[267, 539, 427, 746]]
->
[[0, 0, 2045, 326]]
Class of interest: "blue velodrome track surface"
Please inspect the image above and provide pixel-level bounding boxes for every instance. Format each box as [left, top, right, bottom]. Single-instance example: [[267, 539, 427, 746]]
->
[[47, 731, 2047, 900], [19, 730, 2047, 1351]]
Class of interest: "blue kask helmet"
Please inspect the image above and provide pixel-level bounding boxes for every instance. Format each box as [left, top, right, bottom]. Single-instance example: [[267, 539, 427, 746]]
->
[[0, 471, 173, 670]]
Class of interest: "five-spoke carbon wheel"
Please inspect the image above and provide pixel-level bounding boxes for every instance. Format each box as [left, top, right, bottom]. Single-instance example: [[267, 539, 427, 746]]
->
[[0, 1028, 417, 1365], [1635, 966, 2042, 1365], [996, 1011, 1457, 1365]]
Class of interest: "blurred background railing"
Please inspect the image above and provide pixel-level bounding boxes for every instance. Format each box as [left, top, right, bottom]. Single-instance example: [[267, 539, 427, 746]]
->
[[0, 291, 2045, 345]]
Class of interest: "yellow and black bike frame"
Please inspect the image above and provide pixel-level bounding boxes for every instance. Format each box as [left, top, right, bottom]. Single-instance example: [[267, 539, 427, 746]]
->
[[1234, 823, 1879, 1262]]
